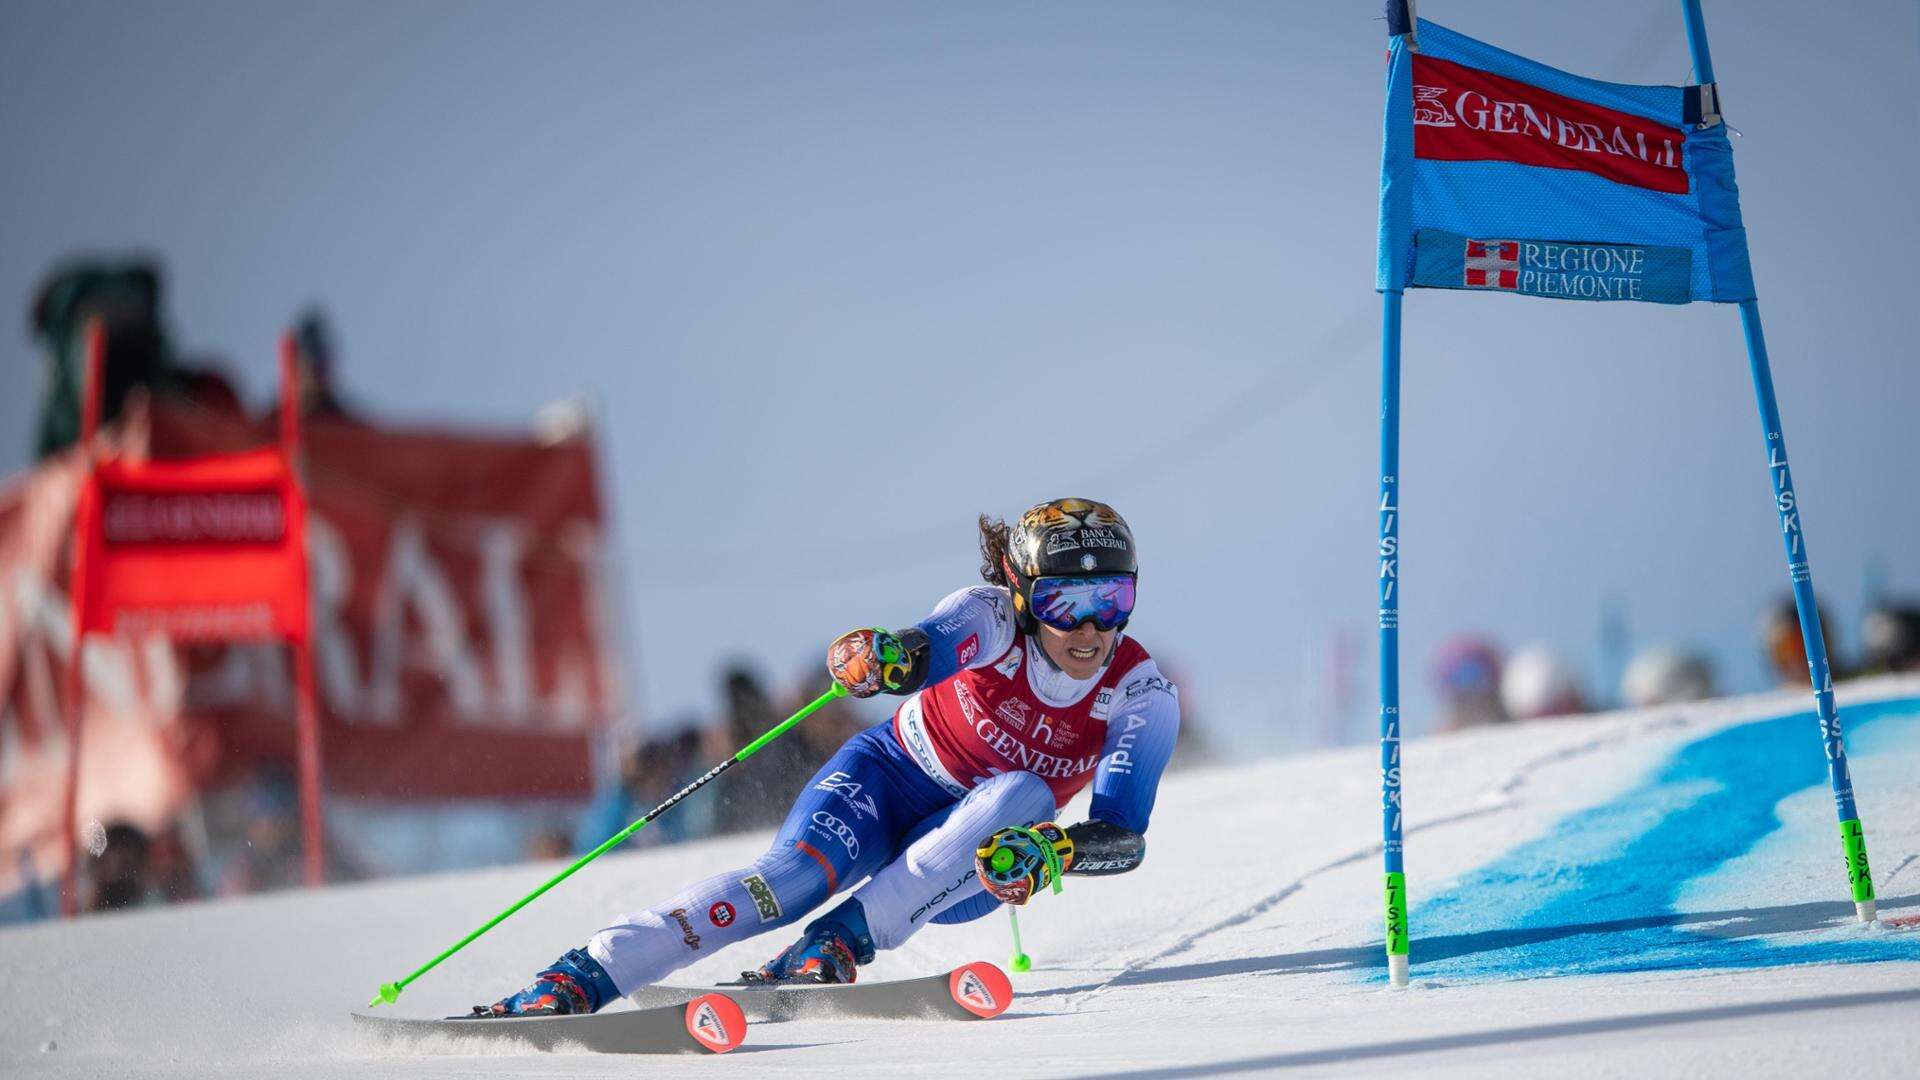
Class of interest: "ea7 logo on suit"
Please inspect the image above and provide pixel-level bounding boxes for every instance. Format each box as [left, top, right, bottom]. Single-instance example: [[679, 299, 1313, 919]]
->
[[814, 771, 879, 820]]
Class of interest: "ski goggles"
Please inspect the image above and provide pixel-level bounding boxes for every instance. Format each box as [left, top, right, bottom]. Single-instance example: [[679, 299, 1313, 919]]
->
[[1029, 574, 1136, 632]]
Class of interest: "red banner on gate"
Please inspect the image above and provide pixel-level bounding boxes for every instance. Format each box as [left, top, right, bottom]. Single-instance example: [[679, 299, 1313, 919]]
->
[[74, 449, 309, 643], [1411, 53, 1689, 195], [0, 396, 620, 896]]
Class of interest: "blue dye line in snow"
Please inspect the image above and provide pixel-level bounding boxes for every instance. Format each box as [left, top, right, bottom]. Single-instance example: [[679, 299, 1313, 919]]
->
[[1383, 697, 1920, 983]]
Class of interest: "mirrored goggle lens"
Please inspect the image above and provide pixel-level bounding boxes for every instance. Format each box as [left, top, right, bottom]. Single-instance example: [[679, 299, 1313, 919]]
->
[[1030, 574, 1135, 631]]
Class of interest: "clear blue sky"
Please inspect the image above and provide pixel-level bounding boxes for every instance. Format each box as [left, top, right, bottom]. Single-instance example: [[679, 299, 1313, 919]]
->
[[3, 1, 1916, 752]]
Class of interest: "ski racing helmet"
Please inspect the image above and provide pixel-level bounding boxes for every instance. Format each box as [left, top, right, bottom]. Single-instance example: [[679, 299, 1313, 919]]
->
[[1003, 497, 1138, 634]]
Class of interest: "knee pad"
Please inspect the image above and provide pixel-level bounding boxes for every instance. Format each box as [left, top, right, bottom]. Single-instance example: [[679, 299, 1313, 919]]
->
[[976, 769, 1056, 826]]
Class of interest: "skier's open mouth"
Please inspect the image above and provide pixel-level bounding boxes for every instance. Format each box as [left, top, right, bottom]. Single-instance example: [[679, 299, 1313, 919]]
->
[[1068, 645, 1100, 661]]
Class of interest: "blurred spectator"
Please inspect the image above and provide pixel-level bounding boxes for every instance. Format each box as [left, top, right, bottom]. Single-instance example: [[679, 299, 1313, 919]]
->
[[149, 824, 203, 904], [291, 307, 360, 420], [1501, 645, 1588, 720], [176, 361, 247, 421], [1760, 597, 1837, 686], [30, 259, 179, 459], [0, 851, 56, 924], [216, 768, 368, 894], [714, 663, 815, 833], [219, 771, 304, 895], [574, 719, 714, 852], [1860, 604, 1920, 674], [1432, 635, 1508, 731], [88, 821, 156, 911], [85, 820, 199, 911], [1621, 646, 1717, 707], [786, 654, 868, 764], [525, 826, 574, 862], [28, 258, 253, 457]]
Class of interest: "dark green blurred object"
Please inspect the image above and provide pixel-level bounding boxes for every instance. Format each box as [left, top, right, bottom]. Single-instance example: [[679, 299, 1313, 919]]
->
[[29, 259, 181, 460]]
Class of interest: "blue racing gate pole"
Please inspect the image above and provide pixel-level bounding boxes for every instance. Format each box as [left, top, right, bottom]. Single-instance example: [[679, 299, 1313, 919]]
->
[[1737, 303, 1875, 921], [1682, 0, 1875, 922], [1379, 289, 1410, 984]]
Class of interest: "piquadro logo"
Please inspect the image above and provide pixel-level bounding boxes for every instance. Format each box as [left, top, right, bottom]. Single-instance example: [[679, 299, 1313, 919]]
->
[[910, 868, 976, 924]]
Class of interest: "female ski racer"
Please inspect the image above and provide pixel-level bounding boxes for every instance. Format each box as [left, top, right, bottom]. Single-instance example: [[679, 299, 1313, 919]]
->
[[482, 497, 1181, 1015]]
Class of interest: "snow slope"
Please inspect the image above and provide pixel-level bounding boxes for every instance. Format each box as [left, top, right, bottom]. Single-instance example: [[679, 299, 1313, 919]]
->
[[5, 678, 1918, 1078]]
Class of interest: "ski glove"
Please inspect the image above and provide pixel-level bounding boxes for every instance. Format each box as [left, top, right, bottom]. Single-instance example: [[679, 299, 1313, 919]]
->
[[1062, 819, 1146, 875], [975, 822, 1074, 906], [827, 627, 928, 698]]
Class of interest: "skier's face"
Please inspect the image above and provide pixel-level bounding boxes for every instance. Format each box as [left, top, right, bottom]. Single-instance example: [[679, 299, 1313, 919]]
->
[[1036, 619, 1116, 679]]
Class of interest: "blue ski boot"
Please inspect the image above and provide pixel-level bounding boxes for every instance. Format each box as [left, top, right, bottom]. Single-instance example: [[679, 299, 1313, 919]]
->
[[474, 947, 620, 1017], [747, 901, 877, 985]]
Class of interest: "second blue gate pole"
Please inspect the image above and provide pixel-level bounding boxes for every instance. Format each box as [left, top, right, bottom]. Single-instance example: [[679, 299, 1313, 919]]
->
[[1735, 300, 1875, 921], [1379, 288, 1410, 985], [1683, 0, 1874, 922]]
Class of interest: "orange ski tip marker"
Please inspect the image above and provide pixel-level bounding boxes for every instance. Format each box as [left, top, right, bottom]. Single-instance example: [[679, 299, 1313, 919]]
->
[[948, 962, 1013, 1019], [684, 993, 747, 1053]]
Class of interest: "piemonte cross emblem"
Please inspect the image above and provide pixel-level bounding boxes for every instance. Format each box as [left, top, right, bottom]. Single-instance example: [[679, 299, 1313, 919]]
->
[[1463, 239, 1520, 290]]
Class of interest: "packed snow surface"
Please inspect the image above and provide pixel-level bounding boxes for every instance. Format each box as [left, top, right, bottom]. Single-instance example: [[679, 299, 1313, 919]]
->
[[5, 678, 1919, 1078]]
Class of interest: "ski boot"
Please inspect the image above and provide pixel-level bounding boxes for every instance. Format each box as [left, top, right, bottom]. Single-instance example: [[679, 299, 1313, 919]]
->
[[744, 901, 877, 985], [473, 947, 620, 1017]]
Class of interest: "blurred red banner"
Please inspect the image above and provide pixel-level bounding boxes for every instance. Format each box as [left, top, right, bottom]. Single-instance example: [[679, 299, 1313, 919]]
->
[[0, 402, 621, 893], [75, 448, 309, 642]]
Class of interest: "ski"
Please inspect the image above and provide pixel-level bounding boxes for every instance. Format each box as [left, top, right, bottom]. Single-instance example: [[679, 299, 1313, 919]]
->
[[351, 992, 747, 1054], [630, 961, 1013, 1022]]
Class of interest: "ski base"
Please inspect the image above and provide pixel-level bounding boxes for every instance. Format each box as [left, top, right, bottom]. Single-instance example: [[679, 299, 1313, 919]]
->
[[351, 992, 746, 1054], [632, 961, 1013, 1022]]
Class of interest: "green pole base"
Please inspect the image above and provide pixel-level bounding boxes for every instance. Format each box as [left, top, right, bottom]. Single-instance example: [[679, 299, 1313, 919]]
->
[[369, 982, 401, 1008], [1384, 871, 1410, 986], [1840, 818, 1874, 922]]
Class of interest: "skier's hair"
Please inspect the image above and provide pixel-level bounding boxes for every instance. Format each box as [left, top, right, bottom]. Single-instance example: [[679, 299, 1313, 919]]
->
[[977, 514, 1012, 588]]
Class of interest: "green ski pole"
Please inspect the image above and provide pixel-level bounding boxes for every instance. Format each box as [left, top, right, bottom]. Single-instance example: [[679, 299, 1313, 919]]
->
[[368, 683, 849, 1008], [1007, 907, 1031, 973]]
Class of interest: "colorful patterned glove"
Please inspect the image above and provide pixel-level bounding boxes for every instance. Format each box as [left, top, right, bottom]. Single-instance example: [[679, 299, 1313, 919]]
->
[[827, 627, 926, 698], [975, 822, 1074, 906]]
